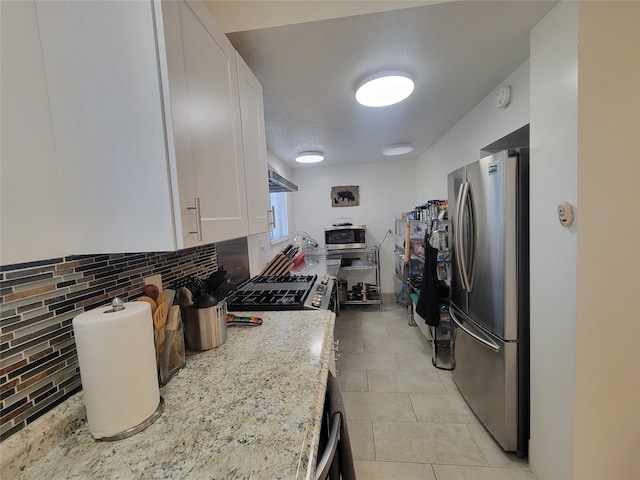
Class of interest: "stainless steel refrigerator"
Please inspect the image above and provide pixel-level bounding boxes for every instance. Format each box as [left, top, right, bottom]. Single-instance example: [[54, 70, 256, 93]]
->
[[448, 149, 529, 457]]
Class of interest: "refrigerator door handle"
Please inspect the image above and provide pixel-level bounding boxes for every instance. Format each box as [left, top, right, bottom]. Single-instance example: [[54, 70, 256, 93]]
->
[[463, 182, 476, 291], [451, 309, 501, 353], [456, 182, 470, 291]]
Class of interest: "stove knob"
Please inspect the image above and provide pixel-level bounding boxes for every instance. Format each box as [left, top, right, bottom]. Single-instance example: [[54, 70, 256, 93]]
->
[[321, 275, 329, 285]]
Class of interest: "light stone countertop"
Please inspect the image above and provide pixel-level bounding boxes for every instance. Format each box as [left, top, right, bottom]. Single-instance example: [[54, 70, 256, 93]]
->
[[3, 310, 335, 480]]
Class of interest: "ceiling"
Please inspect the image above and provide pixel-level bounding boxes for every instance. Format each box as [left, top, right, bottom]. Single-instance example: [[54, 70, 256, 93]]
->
[[206, 1, 557, 169]]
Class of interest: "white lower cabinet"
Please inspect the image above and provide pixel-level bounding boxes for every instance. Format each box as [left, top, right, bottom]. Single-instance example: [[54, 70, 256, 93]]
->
[[17, 0, 266, 258]]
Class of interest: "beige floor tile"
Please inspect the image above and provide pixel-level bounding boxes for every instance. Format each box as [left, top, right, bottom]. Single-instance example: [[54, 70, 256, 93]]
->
[[339, 352, 399, 371], [338, 369, 368, 392], [355, 460, 436, 480], [347, 420, 375, 461], [342, 392, 417, 421], [337, 323, 390, 341], [432, 464, 537, 480], [409, 392, 475, 423], [466, 423, 530, 469], [364, 336, 430, 354], [373, 421, 487, 465], [435, 369, 460, 394], [337, 336, 364, 354], [396, 352, 434, 371], [367, 370, 446, 393], [383, 322, 427, 338], [337, 303, 535, 478]]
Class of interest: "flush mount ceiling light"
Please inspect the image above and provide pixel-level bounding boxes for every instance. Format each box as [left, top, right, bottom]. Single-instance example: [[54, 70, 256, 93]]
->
[[295, 151, 324, 164], [355, 71, 414, 107], [383, 143, 414, 156]]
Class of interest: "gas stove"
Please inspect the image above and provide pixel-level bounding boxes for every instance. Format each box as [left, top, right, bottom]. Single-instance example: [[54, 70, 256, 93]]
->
[[226, 274, 335, 311]]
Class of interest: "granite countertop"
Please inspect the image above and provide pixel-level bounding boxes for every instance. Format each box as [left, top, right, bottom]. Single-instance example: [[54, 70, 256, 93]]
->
[[3, 310, 335, 480]]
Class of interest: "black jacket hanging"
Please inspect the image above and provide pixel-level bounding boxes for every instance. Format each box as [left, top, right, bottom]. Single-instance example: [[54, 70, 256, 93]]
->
[[416, 243, 440, 327]]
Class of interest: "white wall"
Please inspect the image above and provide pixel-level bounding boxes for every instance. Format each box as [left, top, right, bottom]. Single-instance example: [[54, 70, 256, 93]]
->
[[528, 3, 579, 479], [573, 2, 639, 479], [292, 160, 416, 294], [415, 59, 530, 199]]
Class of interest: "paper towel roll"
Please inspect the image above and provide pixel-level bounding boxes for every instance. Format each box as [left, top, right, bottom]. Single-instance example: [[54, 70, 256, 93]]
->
[[73, 301, 161, 440]]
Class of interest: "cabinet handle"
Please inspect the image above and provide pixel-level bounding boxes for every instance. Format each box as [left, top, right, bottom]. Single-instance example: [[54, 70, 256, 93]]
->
[[187, 197, 203, 241], [268, 206, 276, 229]]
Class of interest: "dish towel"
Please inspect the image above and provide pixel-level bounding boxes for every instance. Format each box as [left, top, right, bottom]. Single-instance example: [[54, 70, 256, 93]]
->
[[415, 244, 441, 327], [327, 372, 356, 480]]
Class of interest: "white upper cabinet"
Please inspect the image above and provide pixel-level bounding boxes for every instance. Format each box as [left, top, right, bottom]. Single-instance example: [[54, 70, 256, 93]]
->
[[236, 53, 270, 235], [0, 1, 67, 265], [21, 0, 263, 257], [36, 0, 177, 254], [159, 0, 249, 247]]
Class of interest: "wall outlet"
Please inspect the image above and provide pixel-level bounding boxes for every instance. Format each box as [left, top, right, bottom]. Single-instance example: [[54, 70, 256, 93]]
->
[[144, 274, 162, 289]]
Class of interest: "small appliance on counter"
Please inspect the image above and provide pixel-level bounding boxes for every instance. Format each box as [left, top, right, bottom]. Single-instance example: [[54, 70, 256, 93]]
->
[[324, 225, 366, 250]]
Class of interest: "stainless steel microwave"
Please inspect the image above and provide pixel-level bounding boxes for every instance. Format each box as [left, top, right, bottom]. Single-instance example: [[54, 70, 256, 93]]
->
[[324, 225, 366, 250]]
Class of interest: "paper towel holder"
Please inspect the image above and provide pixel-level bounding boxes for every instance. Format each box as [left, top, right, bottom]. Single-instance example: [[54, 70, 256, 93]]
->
[[97, 397, 165, 442], [109, 297, 125, 312]]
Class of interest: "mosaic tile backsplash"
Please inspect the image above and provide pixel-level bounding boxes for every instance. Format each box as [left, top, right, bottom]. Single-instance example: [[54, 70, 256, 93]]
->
[[0, 244, 218, 441]]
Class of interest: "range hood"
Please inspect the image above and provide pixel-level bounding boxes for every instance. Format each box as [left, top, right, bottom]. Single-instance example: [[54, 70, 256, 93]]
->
[[268, 170, 298, 193]]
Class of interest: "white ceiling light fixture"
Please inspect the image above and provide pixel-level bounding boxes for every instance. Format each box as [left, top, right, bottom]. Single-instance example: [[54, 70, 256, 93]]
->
[[295, 151, 324, 163], [355, 71, 415, 107], [383, 143, 414, 156]]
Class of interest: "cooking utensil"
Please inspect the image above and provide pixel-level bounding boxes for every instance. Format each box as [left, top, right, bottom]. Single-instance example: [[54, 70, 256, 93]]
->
[[204, 269, 228, 294], [226, 313, 263, 326], [156, 289, 167, 306], [175, 287, 194, 307], [153, 302, 168, 330], [193, 293, 219, 309], [143, 284, 159, 302], [161, 306, 181, 373], [164, 289, 175, 310], [137, 296, 157, 315], [152, 302, 168, 367]]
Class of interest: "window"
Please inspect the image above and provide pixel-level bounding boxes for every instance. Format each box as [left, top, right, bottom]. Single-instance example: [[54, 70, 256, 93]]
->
[[269, 192, 289, 244]]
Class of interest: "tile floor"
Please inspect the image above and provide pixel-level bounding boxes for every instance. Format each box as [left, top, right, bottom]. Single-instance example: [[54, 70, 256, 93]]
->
[[335, 302, 536, 480]]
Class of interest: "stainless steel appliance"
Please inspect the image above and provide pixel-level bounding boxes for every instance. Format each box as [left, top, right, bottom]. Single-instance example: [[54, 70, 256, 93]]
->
[[226, 274, 336, 311], [324, 225, 366, 250], [448, 149, 529, 456]]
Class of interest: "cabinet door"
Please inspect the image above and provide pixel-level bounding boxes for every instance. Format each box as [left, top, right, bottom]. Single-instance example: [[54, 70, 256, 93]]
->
[[36, 0, 177, 254], [0, 1, 66, 264], [236, 53, 269, 235], [169, 1, 248, 246]]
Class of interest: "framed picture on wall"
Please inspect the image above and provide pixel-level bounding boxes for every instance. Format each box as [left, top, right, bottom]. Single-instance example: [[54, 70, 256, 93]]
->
[[331, 186, 359, 207]]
